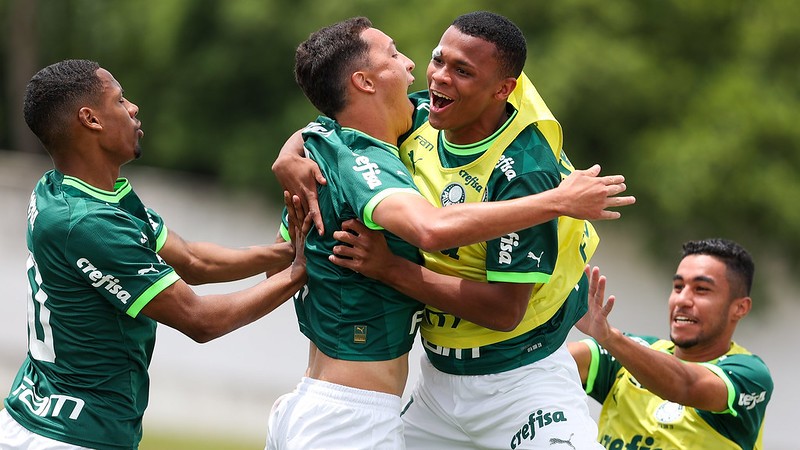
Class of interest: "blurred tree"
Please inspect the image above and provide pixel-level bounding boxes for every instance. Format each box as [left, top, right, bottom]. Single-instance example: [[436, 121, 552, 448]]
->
[[2, 0, 39, 153], [0, 0, 798, 277]]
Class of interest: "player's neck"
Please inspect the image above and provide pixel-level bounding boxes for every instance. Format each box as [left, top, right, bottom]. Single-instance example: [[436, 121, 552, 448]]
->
[[337, 108, 399, 145], [443, 103, 509, 146], [53, 152, 121, 191]]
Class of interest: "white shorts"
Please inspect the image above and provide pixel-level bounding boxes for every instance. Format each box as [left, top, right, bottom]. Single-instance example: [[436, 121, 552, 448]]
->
[[0, 409, 92, 450], [266, 377, 404, 450], [401, 344, 603, 450]]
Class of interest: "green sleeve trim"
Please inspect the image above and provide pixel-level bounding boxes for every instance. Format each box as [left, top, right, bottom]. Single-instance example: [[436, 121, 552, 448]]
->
[[699, 362, 738, 417], [486, 270, 551, 284], [582, 338, 601, 394], [279, 223, 291, 242], [155, 224, 169, 252], [363, 188, 422, 230], [126, 271, 181, 318]]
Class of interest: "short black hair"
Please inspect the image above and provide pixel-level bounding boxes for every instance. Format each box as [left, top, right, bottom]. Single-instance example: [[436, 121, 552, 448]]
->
[[294, 17, 373, 119], [682, 238, 755, 298], [23, 59, 102, 149], [452, 11, 527, 78]]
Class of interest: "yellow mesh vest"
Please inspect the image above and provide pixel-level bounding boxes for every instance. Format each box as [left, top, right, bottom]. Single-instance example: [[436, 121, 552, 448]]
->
[[399, 73, 599, 348], [597, 340, 763, 450]]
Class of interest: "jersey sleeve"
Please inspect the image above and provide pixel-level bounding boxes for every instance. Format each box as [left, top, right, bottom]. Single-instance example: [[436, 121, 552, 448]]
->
[[484, 148, 560, 283], [64, 208, 179, 317], [582, 334, 660, 403], [145, 207, 169, 252], [334, 142, 421, 230], [700, 353, 773, 420]]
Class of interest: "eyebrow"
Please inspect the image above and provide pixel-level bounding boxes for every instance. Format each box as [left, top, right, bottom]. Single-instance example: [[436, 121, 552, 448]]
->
[[673, 274, 716, 284]]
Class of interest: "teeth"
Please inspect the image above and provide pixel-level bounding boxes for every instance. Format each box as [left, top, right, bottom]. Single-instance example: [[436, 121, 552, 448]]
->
[[432, 91, 453, 101], [675, 316, 695, 323]]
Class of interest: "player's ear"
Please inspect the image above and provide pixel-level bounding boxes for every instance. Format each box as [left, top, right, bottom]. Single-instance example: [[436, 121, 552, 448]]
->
[[494, 77, 517, 101], [351, 71, 375, 94], [731, 296, 751, 321], [78, 107, 103, 131]]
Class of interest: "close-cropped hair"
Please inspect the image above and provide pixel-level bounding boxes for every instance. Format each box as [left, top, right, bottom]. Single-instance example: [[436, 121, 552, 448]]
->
[[23, 59, 102, 149], [452, 11, 527, 79], [294, 17, 373, 119], [682, 238, 755, 298]]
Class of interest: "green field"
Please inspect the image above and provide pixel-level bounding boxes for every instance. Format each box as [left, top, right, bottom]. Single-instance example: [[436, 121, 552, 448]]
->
[[139, 430, 262, 450]]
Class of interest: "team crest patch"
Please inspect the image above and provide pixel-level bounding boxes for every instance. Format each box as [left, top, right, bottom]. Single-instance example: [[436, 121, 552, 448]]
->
[[441, 183, 465, 206], [654, 401, 684, 424], [354, 325, 367, 343]]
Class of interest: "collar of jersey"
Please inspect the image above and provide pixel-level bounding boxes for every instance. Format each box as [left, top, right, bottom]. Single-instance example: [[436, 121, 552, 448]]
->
[[442, 107, 518, 156], [340, 126, 400, 158], [61, 174, 132, 203]]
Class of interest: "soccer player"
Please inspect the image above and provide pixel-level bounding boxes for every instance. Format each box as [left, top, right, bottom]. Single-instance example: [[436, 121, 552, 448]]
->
[[272, 12, 621, 449], [570, 239, 772, 449], [0, 59, 307, 450]]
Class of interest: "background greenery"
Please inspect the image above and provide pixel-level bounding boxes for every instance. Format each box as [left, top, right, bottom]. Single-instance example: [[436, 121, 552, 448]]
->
[[2, 0, 799, 280]]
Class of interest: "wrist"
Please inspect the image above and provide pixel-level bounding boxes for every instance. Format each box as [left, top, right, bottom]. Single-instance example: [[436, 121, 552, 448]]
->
[[595, 327, 622, 348], [541, 187, 567, 217]]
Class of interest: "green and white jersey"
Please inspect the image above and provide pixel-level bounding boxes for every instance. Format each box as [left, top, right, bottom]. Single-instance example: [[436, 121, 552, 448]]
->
[[583, 335, 772, 450], [398, 80, 597, 375], [4, 170, 180, 450], [282, 117, 424, 361]]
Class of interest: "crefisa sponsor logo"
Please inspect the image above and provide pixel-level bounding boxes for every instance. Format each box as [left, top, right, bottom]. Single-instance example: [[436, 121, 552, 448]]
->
[[76, 258, 132, 303], [509, 409, 568, 449]]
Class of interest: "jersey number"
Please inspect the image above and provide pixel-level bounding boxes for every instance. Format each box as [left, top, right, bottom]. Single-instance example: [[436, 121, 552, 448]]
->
[[26, 254, 56, 363]]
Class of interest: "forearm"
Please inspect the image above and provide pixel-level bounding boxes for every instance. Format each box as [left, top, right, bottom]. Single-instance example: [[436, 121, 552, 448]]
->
[[190, 262, 306, 342], [271, 129, 305, 185], [181, 241, 294, 285], [379, 191, 563, 253], [598, 330, 702, 404], [377, 256, 527, 331]]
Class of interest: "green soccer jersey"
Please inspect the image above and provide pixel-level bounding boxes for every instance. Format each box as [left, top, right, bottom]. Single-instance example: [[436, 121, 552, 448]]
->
[[282, 117, 425, 361], [4, 170, 180, 449], [398, 90, 591, 375], [583, 335, 773, 450]]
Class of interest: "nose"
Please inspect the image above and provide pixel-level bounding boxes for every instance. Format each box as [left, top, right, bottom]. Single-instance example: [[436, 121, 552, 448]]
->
[[128, 101, 139, 118], [671, 289, 694, 309], [404, 54, 415, 72], [428, 64, 448, 86]]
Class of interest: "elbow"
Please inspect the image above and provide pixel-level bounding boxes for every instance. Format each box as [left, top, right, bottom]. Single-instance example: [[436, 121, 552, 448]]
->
[[413, 225, 453, 253], [184, 324, 222, 344], [178, 312, 225, 343], [486, 301, 527, 332], [492, 312, 525, 332], [174, 258, 208, 286]]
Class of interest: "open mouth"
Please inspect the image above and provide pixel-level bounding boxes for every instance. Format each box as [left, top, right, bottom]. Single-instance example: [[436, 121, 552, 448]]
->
[[430, 90, 454, 111], [673, 315, 697, 325]]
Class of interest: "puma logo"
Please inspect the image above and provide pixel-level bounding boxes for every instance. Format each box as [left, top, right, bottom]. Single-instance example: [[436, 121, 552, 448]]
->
[[137, 264, 158, 275], [527, 250, 544, 267], [549, 433, 575, 449]]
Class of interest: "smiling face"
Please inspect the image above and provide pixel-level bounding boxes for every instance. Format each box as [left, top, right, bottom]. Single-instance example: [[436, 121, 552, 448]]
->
[[426, 26, 515, 144], [94, 68, 143, 163], [668, 254, 748, 360]]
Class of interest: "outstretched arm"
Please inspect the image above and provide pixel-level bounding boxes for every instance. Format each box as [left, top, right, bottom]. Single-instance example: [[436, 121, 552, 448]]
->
[[158, 229, 294, 285], [576, 266, 730, 412], [371, 166, 633, 253], [142, 212, 310, 343], [330, 220, 530, 331]]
